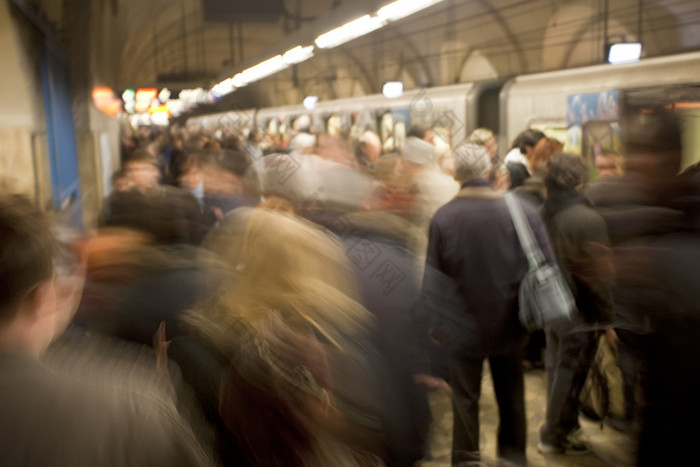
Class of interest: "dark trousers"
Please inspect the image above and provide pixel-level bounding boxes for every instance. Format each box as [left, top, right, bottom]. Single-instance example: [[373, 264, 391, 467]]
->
[[450, 347, 526, 465], [616, 329, 641, 422], [540, 316, 598, 445]]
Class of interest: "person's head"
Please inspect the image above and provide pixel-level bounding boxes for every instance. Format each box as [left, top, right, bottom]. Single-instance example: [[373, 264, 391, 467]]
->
[[207, 209, 370, 349], [530, 137, 563, 174], [516, 129, 546, 157], [178, 154, 203, 190], [123, 151, 160, 190], [453, 144, 492, 184], [0, 195, 56, 325], [407, 125, 435, 145], [594, 151, 623, 180], [288, 133, 317, 155], [201, 148, 250, 196], [357, 131, 381, 164], [369, 154, 417, 217], [0, 195, 79, 356], [545, 153, 587, 191], [111, 168, 135, 193], [248, 128, 262, 144], [258, 194, 296, 215], [468, 128, 498, 160], [624, 110, 682, 186]]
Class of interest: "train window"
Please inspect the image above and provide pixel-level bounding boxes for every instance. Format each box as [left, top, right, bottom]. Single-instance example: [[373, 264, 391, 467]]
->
[[267, 118, 278, 136], [380, 113, 394, 153], [623, 85, 700, 172], [528, 120, 567, 146], [432, 126, 450, 148], [677, 104, 700, 171], [327, 115, 342, 137], [581, 121, 622, 179], [394, 121, 406, 152]]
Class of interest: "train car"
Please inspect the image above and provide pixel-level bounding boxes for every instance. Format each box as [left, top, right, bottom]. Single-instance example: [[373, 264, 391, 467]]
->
[[189, 51, 700, 170], [188, 80, 505, 153], [501, 51, 700, 169]]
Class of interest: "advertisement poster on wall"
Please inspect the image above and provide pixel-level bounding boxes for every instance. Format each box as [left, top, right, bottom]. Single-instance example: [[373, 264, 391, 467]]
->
[[567, 91, 622, 175]]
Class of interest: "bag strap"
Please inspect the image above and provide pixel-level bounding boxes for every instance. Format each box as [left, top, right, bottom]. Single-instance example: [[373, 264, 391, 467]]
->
[[504, 192, 545, 270]]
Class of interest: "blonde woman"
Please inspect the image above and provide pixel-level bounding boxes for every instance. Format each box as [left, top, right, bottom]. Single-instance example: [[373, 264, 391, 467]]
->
[[186, 209, 385, 466]]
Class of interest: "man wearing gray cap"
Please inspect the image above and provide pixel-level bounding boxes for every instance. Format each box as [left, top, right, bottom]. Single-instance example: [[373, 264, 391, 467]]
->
[[424, 144, 556, 466]]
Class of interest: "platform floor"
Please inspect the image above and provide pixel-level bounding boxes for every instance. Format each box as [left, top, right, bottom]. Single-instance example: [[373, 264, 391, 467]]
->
[[420, 366, 635, 466]]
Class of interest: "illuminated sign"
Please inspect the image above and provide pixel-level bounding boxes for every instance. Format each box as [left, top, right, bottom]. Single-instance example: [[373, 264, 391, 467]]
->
[[134, 88, 158, 113], [91, 86, 122, 117], [122, 89, 135, 114]]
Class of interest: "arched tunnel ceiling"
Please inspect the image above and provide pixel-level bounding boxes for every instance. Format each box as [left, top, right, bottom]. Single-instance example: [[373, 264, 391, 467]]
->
[[45, 0, 700, 107]]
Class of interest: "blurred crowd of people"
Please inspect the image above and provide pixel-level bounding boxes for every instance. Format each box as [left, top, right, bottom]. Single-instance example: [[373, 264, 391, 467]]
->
[[1, 107, 699, 467]]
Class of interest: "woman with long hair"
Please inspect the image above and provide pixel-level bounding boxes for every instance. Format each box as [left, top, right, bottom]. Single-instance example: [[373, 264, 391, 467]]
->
[[186, 209, 385, 466]]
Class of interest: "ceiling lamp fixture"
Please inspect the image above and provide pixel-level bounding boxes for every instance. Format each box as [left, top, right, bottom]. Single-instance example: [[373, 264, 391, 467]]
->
[[377, 0, 444, 23], [303, 95, 319, 110], [382, 81, 403, 98], [205, 0, 446, 102], [211, 44, 315, 97], [315, 15, 384, 49], [283, 45, 315, 65], [232, 73, 246, 88], [241, 55, 287, 84], [211, 78, 236, 97], [607, 42, 642, 64]]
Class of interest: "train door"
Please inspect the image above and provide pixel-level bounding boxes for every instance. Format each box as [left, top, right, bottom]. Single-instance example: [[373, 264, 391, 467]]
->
[[39, 41, 82, 228], [468, 80, 505, 151], [477, 85, 501, 134], [622, 85, 700, 172]]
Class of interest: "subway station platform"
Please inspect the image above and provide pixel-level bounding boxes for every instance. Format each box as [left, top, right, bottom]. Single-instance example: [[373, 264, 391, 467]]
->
[[422, 367, 634, 467]]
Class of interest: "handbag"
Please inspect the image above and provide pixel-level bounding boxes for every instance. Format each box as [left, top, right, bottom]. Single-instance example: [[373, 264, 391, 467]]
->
[[504, 192, 575, 331]]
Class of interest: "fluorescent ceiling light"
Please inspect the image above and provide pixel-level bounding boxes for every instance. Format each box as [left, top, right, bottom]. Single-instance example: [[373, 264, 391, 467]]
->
[[608, 43, 642, 64], [232, 73, 246, 88], [382, 81, 403, 98], [212, 78, 235, 97], [377, 0, 444, 23], [241, 55, 287, 84], [315, 15, 385, 49], [303, 95, 319, 110], [283, 45, 315, 65]]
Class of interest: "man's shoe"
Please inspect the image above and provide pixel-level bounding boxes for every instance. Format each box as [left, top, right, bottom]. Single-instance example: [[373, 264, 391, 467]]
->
[[537, 439, 591, 456], [605, 416, 632, 432], [568, 424, 583, 438]]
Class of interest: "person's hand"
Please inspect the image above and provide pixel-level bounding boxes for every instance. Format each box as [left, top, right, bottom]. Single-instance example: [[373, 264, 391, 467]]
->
[[605, 328, 618, 349], [413, 373, 452, 394], [153, 321, 171, 380], [53, 260, 86, 334]]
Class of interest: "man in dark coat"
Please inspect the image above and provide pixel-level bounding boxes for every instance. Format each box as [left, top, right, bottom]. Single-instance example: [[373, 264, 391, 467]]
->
[[599, 110, 700, 465], [0, 194, 209, 466], [337, 208, 432, 466], [424, 144, 556, 466], [538, 153, 614, 455]]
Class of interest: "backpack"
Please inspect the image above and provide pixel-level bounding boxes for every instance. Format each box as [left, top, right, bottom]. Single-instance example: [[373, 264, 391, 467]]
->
[[579, 335, 626, 425]]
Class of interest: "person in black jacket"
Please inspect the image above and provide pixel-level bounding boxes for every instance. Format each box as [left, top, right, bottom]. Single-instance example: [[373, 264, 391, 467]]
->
[[425, 144, 556, 466], [335, 200, 432, 466], [0, 194, 209, 467], [538, 153, 614, 456]]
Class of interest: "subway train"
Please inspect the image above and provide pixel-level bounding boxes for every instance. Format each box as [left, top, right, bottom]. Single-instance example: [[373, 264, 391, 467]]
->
[[187, 50, 700, 170]]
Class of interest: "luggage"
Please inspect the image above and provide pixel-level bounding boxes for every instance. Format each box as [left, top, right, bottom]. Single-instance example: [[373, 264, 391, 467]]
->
[[505, 193, 575, 331], [579, 335, 626, 424]]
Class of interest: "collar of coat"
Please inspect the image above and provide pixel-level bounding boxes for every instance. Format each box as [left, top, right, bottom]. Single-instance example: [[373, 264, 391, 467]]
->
[[454, 184, 504, 200], [543, 187, 590, 218]]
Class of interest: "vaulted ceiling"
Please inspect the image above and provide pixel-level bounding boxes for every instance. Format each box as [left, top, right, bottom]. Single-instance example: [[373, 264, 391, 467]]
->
[[38, 0, 700, 108]]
